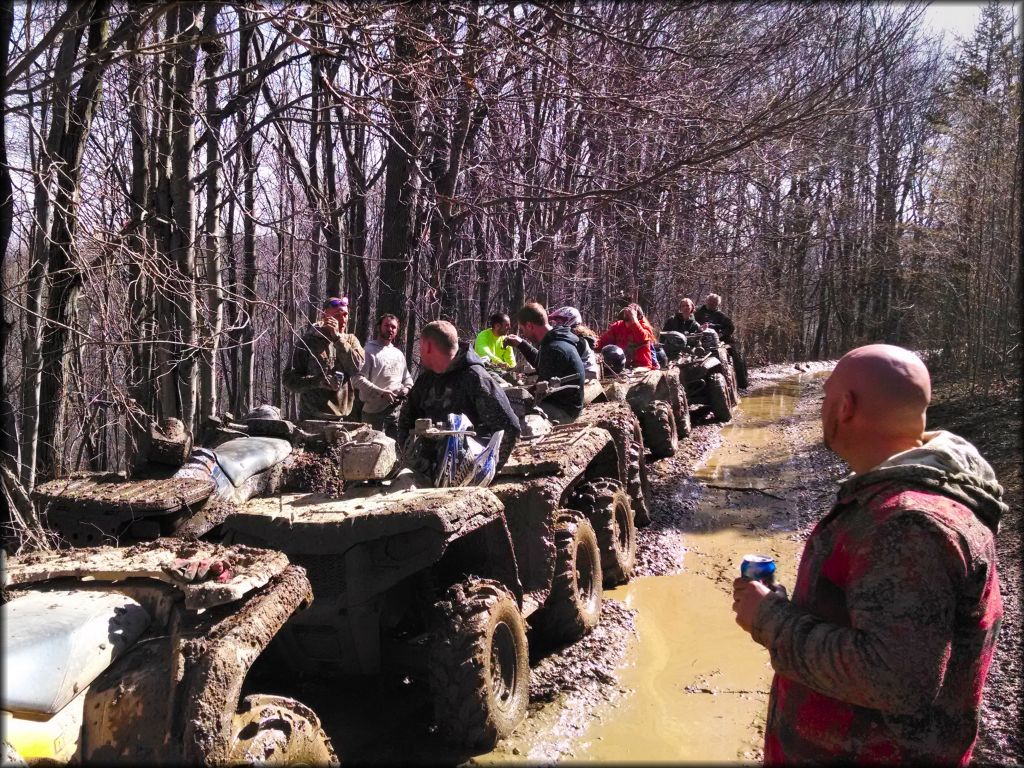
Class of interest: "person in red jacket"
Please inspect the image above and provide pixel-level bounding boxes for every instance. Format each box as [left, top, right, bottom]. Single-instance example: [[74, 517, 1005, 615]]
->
[[598, 305, 656, 369], [732, 344, 1005, 766]]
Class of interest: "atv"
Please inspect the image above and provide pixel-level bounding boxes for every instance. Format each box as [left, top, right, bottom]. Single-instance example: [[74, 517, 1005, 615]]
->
[[1, 539, 336, 765], [660, 330, 740, 423], [219, 475, 529, 753], [595, 366, 690, 458], [216, 407, 640, 752]]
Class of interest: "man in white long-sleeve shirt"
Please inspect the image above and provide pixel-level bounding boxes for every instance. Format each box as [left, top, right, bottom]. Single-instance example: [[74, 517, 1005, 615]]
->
[[353, 313, 413, 438]]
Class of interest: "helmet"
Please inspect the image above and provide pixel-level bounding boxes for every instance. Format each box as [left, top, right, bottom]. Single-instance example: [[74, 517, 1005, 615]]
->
[[600, 344, 626, 374], [435, 413, 503, 488], [659, 331, 688, 360], [549, 306, 583, 328], [244, 404, 281, 421]]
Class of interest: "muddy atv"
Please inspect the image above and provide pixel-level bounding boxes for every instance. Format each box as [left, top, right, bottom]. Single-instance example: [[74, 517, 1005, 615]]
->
[[216, 411, 639, 752], [661, 331, 739, 423], [494, 374, 653, 530], [32, 411, 389, 546], [490, 420, 636, 609], [575, 400, 655, 527], [217, 475, 530, 752], [1, 539, 336, 765], [594, 367, 690, 458]]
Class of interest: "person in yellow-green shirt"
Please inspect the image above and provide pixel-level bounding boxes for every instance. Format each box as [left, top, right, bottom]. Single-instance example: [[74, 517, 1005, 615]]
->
[[474, 312, 516, 369]]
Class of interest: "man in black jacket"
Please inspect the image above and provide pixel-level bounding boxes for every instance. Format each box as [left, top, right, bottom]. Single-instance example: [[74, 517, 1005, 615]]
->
[[505, 302, 587, 422], [695, 292, 748, 389], [397, 320, 521, 470], [663, 297, 701, 335]]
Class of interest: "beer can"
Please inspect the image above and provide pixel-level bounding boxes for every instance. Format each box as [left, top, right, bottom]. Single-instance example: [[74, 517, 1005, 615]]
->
[[740, 554, 776, 585]]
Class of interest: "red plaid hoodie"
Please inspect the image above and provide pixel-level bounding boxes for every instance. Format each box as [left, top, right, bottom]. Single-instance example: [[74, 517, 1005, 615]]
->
[[752, 431, 1006, 766]]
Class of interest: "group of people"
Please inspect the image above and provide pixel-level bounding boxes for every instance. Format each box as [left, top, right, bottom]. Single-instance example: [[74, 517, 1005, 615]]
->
[[283, 298, 591, 471], [282, 294, 1006, 767], [283, 292, 747, 456]]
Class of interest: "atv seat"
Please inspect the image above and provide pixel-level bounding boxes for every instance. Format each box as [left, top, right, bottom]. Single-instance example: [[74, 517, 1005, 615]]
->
[[2, 590, 151, 715], [213, 437, 292, 487]]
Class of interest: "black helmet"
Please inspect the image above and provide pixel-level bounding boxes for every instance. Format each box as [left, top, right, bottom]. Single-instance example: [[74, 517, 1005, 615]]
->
[[601, 344, 626, 374], [659, 331, 687, 360]]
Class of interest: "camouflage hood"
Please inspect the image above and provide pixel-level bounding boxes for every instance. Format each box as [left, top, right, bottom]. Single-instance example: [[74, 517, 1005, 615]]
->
[[840, 430, 1006, 534]]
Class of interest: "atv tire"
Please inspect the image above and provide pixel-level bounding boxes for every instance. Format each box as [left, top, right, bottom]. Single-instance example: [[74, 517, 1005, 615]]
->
[[532, 511, 603, 644], [227, 694, 338, 765], [627, 423, 653, 527], [665, 374, 691, 438], [708, 372, 732, 423], [569, 479, 636, 586], [641, 400, 678, 459], [429, 578, 529, 750], [721, 354, 740, 407]]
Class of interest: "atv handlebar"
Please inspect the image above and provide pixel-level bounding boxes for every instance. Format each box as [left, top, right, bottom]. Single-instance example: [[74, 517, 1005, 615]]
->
[[413, 417, 477, 439]]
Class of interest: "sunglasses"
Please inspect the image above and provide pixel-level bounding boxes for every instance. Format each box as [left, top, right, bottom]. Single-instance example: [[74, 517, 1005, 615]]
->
[[325, 298, 349, 310]]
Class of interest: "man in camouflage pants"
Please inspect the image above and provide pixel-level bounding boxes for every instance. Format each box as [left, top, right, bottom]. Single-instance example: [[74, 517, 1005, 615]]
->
[[733, 344, 1004, 765]]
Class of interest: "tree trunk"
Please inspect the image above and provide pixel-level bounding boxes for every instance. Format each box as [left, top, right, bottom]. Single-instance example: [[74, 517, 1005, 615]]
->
[[237, 8, 256, 414], [168, 2, 200, 431], [377, 6, 422, 334], [198, 2, 225, 424], [36, 0, 113, 480], [0, 0, 13, 392]]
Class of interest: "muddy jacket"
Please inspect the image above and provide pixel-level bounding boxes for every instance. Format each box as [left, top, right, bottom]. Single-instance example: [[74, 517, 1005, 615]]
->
[[694, 305, 735, 340], [515, 326, 588, 418], [663, 312, 700, 335], [753, 431, 1005, 766], [283, 326, 365, 420], [397, 345, 521, 468]]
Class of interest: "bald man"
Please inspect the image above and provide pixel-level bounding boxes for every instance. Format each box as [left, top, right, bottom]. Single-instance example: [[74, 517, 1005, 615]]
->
[[733, 344, 1005, 765]]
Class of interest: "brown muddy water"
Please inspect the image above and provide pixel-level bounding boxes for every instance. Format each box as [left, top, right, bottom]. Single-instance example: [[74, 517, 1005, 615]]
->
[[482, 375, 816, 763]]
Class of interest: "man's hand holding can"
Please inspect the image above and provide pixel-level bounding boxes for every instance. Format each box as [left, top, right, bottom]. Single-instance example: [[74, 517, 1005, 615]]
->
[[732, 554, 787, 634]]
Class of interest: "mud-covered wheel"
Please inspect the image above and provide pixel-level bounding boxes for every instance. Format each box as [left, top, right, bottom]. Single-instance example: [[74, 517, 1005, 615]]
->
[[662, 373, 691, 438], [533, 511, 603, 644], [627, 424, 653, 527], [569, 479, 636, 586], [429, 578, 529, 750], [721, 355, 740, 407], [640, 400, 678, 458], [674, 386, 692, 437], [708, 372, 732, 422], [227, 694, 338, 765]]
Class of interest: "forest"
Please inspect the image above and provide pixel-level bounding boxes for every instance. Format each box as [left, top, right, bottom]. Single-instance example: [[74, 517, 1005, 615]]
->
[[0, 0, 1020, 494]]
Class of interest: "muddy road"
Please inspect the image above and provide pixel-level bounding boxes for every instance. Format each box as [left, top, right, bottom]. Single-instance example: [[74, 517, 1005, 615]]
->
[[251, 363, 1020, 765]]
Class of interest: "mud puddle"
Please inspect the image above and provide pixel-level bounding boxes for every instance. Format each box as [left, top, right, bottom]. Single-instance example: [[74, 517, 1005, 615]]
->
[[485, 375, 820, 763]]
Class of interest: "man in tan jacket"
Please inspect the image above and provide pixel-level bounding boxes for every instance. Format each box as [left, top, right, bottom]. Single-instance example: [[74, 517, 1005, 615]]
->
[[283, 297, 365, 420]]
